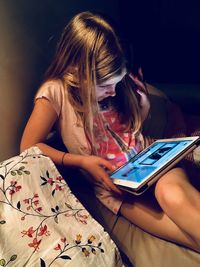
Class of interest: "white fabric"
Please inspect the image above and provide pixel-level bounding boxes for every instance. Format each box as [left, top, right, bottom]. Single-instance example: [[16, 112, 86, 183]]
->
[[0, 147, 124, 266]]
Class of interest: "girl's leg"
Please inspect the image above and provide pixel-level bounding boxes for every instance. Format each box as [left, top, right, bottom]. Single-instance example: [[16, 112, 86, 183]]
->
[[120, 167, 200, 252], [155, 167, 200, 248]]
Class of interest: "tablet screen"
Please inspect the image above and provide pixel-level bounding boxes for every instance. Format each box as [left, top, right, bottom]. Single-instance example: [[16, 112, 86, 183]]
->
[[110, 139, 195, 184]]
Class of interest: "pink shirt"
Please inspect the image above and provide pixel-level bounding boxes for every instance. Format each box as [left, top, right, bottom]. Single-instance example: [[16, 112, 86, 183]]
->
[[36, 80, 144, 214], [94, 108, 144, 166]]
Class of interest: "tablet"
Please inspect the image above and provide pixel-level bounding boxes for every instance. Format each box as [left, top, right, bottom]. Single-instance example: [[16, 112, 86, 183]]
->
[[110, 136, 200, 195]]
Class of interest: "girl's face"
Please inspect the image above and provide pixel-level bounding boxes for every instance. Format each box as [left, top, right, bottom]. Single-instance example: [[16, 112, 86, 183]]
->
[[95, 69, 126, 102]]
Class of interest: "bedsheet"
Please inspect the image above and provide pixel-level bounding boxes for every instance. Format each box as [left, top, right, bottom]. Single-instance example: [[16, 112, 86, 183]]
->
[[0, 147, 124, 266]]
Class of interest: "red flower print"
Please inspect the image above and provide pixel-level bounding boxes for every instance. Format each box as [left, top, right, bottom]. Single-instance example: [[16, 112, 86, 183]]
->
[[61, 237, 66, 243], [15, 185, 22, 192], [21, 226, 35, 238], [36, 207, 42, 212], [23, 198, 30, 204], [33, 199, 39, 206], [9, 181, 22, 195], [55, 184, 62, 191], [9, 189, 15, 195], [28, 238, 41, 250], [47, 178, 54, 186], [56, 176, 63, 181], [38, 225, 50, 236], [54, 243, 61, 250]]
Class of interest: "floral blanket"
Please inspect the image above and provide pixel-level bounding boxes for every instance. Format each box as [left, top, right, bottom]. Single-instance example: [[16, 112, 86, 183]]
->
[[0, 147, 124, 267]]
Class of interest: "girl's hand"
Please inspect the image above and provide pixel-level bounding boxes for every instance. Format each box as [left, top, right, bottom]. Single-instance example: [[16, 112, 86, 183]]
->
[[136, 89, 150, 122], [129, 69, 150, 122], [129, 68, 146, 92], [79, 155, 122, 194]]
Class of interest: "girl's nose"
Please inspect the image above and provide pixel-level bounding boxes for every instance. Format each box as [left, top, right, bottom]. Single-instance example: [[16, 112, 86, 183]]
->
[[106, 85, 116, 96]]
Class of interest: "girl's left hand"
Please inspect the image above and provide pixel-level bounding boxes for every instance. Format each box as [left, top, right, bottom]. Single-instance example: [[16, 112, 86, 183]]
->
[[129, 69, 150, 122], [129, 68, 146, 92]]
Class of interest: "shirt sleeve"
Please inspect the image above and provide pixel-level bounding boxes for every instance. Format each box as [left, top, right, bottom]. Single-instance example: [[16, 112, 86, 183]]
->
[[35, 80, 63, 117]]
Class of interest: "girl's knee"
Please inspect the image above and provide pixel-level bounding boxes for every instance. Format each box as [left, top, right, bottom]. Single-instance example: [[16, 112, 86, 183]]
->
[[155, 167, 188, 194], [158, 167, 188, 184], [155, 171, 188, 210]]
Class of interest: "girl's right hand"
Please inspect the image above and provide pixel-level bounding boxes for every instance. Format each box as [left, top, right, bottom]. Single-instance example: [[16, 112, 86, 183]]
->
[[79, 155, 122, 194]]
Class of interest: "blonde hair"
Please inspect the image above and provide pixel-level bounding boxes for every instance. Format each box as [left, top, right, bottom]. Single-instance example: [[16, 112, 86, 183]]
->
[[44, 11, 142, 152]]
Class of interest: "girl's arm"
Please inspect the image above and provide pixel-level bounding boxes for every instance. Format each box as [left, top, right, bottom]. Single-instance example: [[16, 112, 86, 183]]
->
[[20, 98, 85, 166], [20, 98, 121, 194], [20, 98, 64, 165]]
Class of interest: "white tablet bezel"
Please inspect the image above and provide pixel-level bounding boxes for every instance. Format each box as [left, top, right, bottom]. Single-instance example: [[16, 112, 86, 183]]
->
[[110, 136, 200, 195]]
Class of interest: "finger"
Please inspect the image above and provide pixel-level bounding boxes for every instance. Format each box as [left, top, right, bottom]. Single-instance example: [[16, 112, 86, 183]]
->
[[99, 172, 122, 194], [96, 178, 112, 191], [104, 178, 122, 194], [136, 89, 145, 96], [128, 73, 135, 80], [138, 67, 143, 80], [137, 91, 149, 107], [96, 158, 122, 194], [99, 158, 116, 172], [96, 166, 122, 194], [129, 74, 146, 91], [134, 77, 146, 91]]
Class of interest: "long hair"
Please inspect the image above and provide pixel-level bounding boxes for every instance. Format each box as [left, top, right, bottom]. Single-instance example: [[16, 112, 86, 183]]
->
[[44, 11, 142, 151]]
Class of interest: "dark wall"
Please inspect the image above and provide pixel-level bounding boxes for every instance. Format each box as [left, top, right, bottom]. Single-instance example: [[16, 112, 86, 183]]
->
[[119, 0, 200, 83], [0, 0, 120, 160]]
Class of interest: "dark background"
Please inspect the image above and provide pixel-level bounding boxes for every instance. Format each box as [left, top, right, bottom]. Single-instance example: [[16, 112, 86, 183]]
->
[[3, 0, 198, 84], [119, 0, 200, 83], [5, 0, 199, 85], [42, 0, 200, 83]]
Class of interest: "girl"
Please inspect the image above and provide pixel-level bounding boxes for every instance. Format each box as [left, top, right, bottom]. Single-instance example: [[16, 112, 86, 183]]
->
[[20, 11, 200, 252]]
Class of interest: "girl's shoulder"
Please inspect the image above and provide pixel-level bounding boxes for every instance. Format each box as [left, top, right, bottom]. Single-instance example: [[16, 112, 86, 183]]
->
[[37, 79, 65, 93], [35, 79, 70, 101], [35, 79, 69, 117]]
